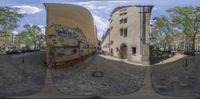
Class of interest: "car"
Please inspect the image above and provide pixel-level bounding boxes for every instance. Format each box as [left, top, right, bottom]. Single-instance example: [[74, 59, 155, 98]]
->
[[6, 49, 21, 55]]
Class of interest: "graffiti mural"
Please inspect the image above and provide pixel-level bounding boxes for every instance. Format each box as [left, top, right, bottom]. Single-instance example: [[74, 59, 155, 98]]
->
[[47, 24, 88, 66], [55, 26, 82, 41]]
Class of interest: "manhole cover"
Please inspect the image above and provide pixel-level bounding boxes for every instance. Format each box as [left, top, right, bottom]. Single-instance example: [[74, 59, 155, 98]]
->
[[92, 71, 103, 77]]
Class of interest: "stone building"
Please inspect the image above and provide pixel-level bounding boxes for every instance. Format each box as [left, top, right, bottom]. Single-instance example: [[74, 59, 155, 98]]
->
[[172, 35, 200, 52], [44, 3, 98, 68], [101, 5, 153, 65]]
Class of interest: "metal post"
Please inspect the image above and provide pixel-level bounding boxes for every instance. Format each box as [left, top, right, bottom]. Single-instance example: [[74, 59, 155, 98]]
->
[[22, 56, 24, 64]]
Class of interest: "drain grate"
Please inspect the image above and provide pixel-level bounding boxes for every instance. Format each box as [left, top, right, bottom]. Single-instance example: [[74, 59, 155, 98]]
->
[[92, 71, 103, 77]]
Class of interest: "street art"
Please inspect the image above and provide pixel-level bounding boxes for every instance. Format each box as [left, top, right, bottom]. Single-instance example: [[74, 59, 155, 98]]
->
[[47, 24, 90, 68], [55, 26, 82, 41], [45, 4, 98, 68]]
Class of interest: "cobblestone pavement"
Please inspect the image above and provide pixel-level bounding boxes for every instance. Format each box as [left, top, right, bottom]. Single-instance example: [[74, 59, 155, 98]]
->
[[51, 54, 145, 96], [151, 54, 200, 97], [0, 51, 46, 97]]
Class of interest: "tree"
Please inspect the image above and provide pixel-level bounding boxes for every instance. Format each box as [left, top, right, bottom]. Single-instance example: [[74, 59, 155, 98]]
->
[[15, 31, 32, 48], [167, 6, 200, 54], [0, 6, 22, 32], [151, 16, 175, 51], [0, 6, 22, 48], [16, 24, 45, 49], [38, 34, 46, 49]]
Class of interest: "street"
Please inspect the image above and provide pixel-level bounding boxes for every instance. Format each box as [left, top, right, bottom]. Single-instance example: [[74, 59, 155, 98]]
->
[[0, 51, 46, 97], [51, 54, 145, 96], [0, 52, 200, 98], [151, 54, 200, 97]]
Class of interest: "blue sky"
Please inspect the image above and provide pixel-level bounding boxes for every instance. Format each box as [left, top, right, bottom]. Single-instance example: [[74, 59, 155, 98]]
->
[[0, 0, 199, 40]]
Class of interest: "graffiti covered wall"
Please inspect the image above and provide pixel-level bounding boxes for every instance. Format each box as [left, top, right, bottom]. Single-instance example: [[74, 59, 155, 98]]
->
[[45, 3, 98, 68]]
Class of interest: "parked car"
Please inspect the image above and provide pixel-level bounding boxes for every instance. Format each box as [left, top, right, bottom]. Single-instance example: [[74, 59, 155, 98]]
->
[[6, 49, 20, 55]]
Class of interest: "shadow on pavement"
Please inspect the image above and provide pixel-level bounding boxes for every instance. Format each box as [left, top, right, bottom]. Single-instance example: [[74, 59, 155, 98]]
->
[[51, 54, 145, 96], [0, 51, 47, 97], [151, 54, 200, 97]]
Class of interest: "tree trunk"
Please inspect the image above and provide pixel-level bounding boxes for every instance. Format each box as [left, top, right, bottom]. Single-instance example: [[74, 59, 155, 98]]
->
[[34, 41, 37, 50], [164, 43, 167, 51], [191, 37, 195, 55]]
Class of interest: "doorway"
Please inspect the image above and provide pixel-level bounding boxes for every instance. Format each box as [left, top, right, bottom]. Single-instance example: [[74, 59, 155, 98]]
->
[[120, 43, 127, 59]]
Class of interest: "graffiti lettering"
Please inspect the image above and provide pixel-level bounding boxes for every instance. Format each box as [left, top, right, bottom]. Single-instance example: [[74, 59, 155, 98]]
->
[[55, 26, 82, 41]]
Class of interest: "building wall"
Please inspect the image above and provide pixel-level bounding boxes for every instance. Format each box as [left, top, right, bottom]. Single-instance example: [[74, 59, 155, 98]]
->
[[44, 3, 98, 68], [101, 29, 110, 54], [101, 5, 153, 65]]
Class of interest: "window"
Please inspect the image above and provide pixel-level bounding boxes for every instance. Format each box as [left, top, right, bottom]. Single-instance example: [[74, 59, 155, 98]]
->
[[120, 18, 127, 24], [116, 47, 119, 52], [110, 40, 113, 45], [119, 12, 127, 16], [132, 47, 136, 55], [124, 18, 127, 23], [120, 28, 123, 36], [124, 28, 128, 37], [120, 19, 123, 24], [110, 26, 113, 30]]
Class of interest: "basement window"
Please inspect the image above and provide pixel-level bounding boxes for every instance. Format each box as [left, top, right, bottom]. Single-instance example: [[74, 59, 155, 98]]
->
[[132, 47, 136, 55]]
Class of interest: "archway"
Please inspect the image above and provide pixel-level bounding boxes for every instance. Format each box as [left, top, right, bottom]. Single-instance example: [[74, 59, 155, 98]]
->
[[120, 43, 127, 59]]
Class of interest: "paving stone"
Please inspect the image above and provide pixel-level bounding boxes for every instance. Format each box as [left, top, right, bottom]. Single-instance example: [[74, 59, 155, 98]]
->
[[0, 52, 46, 97], [151, 54, 200, 97], [51, 54, 145, 96]]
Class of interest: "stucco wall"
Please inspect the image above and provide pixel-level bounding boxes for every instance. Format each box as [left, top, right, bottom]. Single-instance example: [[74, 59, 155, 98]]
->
[[44, 3, 98, 68], [101, 5, 152, 64]]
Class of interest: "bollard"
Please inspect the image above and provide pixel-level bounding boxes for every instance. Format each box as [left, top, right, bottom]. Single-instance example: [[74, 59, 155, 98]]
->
[[185, 58, 188, 68], [22, 56, 24, 64]]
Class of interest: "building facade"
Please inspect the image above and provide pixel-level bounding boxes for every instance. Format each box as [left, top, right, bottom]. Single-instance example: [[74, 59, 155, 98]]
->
[[44, 3, 98, 68], [101, 5, 153, 65]]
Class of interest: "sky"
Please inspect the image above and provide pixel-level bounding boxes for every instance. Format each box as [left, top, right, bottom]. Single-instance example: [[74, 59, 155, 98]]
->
[[0, 0, 199, 40]]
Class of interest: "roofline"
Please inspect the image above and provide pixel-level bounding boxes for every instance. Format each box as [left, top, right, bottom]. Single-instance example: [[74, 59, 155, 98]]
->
[[44, 3, 95, 27], [110, 5, 154, 16]]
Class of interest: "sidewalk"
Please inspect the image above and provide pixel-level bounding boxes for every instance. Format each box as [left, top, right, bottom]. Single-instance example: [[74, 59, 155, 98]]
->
[[99, 54, 146, 66], [154, 53, 186, 65]]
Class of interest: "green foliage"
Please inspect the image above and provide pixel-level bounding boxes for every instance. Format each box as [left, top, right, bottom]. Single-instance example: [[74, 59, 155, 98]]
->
[[151, 6, 200, 54], [15, 24, 46, 49], [151, 16, 175, 51], [0, 6, 22, 32], [0, 6, 23, 48], [167, 6, 200, 53]]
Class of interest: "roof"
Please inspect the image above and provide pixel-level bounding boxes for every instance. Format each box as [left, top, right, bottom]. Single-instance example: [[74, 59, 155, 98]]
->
[[110, 5, 154, 16]]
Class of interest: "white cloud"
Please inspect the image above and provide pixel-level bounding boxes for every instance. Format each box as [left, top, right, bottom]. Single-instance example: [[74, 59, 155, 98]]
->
[[12, 31, 19, 34], [92, 15, 109, 39], [38, 25, 45, 34], [65, 0, 138, 39], [152, 7, 158, 11], [76, 2, 106, 10], [12, 5, 42, 14]]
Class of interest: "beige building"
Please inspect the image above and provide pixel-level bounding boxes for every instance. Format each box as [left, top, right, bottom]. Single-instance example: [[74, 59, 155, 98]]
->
[[44, 3, 98, 68], [101, 5, 153, 65]]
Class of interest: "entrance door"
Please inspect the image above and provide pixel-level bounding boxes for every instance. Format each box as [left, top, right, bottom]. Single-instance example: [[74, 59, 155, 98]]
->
[[120, 43, 127, 59]]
